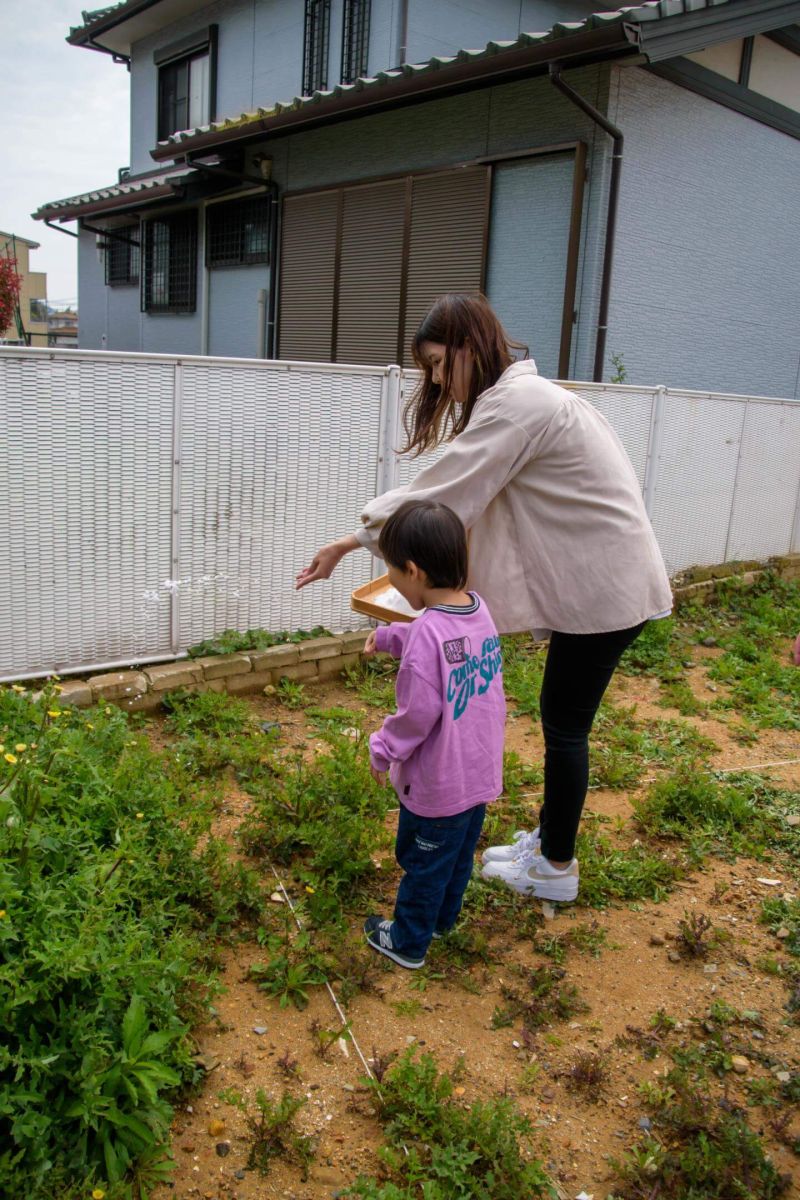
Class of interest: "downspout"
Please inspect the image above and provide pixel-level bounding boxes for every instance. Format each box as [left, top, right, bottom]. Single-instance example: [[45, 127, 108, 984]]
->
[[397, 0, 409, 66], [265, 180, 280, 358], [549, 62, 623, 383]]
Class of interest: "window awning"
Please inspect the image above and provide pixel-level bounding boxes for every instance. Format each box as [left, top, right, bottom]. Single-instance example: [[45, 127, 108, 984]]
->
[[32, 165, 201, 224]]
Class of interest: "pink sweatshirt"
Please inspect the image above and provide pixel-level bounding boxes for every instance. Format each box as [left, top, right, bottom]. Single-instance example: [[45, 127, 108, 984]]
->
[[368, 594, 506, 817]]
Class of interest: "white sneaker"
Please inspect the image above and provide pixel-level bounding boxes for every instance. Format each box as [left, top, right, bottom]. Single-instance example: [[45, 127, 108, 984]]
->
[[481, 854, 579, 902], [481, 827, 541, 865]]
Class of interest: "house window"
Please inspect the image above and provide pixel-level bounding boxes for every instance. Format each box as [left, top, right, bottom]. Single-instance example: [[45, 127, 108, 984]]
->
[[155, 26, 217, 140], [207, 196, 271, 267], [142, 211, 198, 313], [104, 226, 140, 286], [29, 298, 48, 323], [303, 0, 330, 95], [341, 0, 370, 84]]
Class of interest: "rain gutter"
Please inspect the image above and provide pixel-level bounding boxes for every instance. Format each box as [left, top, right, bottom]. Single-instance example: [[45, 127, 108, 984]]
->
[[549, 62, 623, 383], [150, 24, 634, 162]]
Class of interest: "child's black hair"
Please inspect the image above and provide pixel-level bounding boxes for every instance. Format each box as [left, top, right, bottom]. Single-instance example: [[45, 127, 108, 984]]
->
[[378, 500, 468, 590]]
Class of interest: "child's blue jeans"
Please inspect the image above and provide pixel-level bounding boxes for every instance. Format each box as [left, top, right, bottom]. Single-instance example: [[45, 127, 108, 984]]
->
[[392, 802, 486, 960]]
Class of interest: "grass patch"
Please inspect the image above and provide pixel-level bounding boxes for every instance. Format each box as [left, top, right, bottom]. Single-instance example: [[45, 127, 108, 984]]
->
[[633, 769, 788, 861]]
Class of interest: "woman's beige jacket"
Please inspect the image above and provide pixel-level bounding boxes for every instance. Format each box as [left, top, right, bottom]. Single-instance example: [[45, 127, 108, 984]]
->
[[353, 360, 672, 636]]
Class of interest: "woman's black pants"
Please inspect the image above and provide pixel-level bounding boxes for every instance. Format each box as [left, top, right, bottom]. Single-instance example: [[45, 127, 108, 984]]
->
[[538, 621, 646, 862]]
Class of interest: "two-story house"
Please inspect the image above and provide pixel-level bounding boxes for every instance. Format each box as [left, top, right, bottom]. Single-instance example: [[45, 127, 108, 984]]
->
[[34, 0, 800, 395]]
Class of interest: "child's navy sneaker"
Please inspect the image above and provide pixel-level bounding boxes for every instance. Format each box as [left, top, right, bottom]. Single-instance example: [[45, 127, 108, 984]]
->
[[364, 915, 426, 969]]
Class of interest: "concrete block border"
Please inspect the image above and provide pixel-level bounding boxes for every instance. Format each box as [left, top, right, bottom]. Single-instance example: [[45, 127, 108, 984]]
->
[[30, 554, 800, 714]]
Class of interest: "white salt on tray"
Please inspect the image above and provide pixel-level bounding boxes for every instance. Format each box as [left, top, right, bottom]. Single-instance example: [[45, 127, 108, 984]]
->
[[371, 585, 421, 619]]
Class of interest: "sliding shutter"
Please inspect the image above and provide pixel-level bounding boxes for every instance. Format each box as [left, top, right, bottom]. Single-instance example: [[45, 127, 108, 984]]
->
[[402, 166, 489, 360], [278, 190, 338, 360], [335, 179, 406, 366], [278, 165, 489, 366]]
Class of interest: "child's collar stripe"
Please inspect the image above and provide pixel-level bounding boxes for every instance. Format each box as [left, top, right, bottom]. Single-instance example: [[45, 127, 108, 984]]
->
[[429, 593, 479, 614]]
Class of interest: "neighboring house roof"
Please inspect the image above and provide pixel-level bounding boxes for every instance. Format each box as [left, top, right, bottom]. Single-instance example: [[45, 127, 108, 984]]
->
[[0, 230, 40, 249], [149, 0, 799, 161], [33, 165, 200, 223]]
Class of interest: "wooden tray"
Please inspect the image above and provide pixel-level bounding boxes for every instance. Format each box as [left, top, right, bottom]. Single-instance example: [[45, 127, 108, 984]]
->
[[351, 573, 417, 623]]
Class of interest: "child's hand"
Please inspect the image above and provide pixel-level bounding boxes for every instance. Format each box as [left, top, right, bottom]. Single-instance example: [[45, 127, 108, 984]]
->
[[370, 763, 387, 787], [364, 629, 379, 656]]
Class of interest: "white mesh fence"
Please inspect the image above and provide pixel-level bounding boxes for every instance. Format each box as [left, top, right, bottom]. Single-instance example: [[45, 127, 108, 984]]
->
[[1, 346, 798, 680]]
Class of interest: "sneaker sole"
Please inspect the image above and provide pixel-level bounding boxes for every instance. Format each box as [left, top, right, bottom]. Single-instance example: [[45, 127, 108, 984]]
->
[[365, 935, 426, 970], [480, 866, 578, 902]]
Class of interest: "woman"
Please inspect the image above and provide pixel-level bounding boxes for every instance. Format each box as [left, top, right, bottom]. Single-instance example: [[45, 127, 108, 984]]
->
[[296, 294, 672, 902]]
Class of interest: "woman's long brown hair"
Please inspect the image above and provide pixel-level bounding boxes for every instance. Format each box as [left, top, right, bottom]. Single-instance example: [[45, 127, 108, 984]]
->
[[403, 293, 527, 456]]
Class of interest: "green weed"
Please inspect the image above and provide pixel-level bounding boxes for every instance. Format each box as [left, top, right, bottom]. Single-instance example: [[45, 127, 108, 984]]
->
[[245, 1089, 315, 1177], [187, 625, 331, 657], [0, 684, 257, 1198], [575, 822, 681, 909], [761, 897, 800, 957], [345, 1050, 556, 1199], [633, 768, 781, 858], [344, 658, 398, 709], [609, 1066, 789, 1199], [239, 726, 391, 925], [501, 635, 546, 718], [275, 677, 307, 709]]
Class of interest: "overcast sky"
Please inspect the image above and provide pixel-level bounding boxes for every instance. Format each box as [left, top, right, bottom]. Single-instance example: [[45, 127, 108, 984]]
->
[[0, 0, 130, 304]]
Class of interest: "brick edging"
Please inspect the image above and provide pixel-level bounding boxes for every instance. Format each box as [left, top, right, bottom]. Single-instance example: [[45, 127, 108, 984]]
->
[[54, 631, 369, 713], [39, 553, 800, 713]]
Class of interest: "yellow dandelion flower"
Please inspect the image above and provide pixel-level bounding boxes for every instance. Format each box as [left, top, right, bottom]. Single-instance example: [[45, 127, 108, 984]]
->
[[0, 910, 7, 919], [135, 812, 144, 820], [4, 753, 18, 765], [15, 743, 27, 753], [86, 722, 94, 729], [92, 1189, 106, 1200], [304, 885, 315, 894], [47, 709, 62, 718], [11, 684, 25, 693]]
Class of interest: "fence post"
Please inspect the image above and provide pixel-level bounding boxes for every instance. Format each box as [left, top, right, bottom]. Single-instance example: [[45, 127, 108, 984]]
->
[[723, 399, 750, 564], [791, 469, 800, 555], [170, 361, 183, 655], [642, 385, 666, 518], [376, 364, 402, 496]]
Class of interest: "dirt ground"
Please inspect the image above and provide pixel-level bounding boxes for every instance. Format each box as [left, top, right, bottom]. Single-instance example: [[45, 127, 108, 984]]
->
[[152, 654, 800, 1200]]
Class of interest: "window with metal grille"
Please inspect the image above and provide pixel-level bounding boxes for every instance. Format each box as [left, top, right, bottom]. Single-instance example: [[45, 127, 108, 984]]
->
[[341, 0, 370, 84], [206, 196, 271, 268], [142, 211, 197, 313], [105, 227, 140, 286], [303, 0, 330, 95]]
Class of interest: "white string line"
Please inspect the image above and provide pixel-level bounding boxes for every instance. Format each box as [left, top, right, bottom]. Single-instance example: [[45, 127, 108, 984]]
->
[[516, 756, 800, 802], [268, 862, 378, 1089]]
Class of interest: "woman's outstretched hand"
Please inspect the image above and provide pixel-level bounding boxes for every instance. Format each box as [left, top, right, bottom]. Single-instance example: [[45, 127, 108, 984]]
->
[[295, 534, 360, 590]]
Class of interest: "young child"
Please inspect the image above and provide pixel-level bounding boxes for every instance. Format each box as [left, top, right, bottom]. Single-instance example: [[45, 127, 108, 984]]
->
[[363, 499, 506, 969]]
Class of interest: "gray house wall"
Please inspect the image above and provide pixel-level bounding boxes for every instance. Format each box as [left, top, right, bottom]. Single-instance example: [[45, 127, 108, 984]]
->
[[607, 65, 800, 398]]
